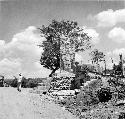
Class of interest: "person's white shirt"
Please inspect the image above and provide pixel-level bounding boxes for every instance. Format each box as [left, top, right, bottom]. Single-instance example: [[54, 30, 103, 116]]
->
[[18, 75, 23, 82]]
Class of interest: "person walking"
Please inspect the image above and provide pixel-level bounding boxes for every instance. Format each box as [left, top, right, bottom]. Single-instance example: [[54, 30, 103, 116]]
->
[[17, 73, 23, 92]]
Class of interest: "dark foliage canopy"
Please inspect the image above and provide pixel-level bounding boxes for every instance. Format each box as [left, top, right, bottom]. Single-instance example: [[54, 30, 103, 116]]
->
[[38, 20, 92, 76], [90, 49, 105, 64], [113, 62, 123, 76]]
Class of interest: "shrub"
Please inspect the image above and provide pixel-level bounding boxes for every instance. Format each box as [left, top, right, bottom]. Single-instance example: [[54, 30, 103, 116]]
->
[[4, 79, 13, 86], [10, 79, 18, 87], [26, 79, 38, 88], [0, 82, 4, 87], [70, 78, 104, 109], [76, 87, 99, 107], [108, 77, 125, 100], [21, 77, 29, 88]]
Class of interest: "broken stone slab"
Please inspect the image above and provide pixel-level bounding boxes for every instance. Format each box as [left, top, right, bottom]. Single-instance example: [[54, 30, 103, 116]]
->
[[51, 90, 75, 96]]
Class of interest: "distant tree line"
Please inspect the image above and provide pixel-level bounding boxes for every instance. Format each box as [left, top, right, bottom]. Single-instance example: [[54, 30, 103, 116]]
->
[[4, 77, 45, 88]]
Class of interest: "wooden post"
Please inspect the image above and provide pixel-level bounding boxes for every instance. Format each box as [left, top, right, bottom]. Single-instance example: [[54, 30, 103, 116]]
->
[[119, 54, 123, 76], [104, 58, 106, 75]]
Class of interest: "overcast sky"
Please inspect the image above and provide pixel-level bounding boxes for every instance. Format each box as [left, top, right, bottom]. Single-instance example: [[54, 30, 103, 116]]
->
[[0, 0, 125, 78]]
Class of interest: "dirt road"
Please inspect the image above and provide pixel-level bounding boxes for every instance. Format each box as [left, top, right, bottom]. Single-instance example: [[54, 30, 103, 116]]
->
[[0, 87, 78, 119]]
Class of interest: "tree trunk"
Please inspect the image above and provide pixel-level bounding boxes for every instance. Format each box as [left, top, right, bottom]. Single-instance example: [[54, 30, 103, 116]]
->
[[49, 67, 58, 77], [104, 59, 106, 75]]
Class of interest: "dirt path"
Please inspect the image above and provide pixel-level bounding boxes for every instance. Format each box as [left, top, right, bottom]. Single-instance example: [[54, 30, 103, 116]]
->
[[0, 87, 78, 119]]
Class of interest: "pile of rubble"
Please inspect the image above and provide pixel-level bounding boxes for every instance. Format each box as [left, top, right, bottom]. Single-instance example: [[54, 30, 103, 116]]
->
[[45, 70, 76, 100], [50, 70, 75, 91], [50, 77, 73, 91]]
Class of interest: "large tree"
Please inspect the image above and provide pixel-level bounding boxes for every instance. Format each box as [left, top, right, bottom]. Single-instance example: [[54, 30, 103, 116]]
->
[[38, 20, 92, 77]]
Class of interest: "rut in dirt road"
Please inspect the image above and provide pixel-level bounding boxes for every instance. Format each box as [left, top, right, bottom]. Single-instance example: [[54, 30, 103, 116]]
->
[[0, 87, 78, 119]]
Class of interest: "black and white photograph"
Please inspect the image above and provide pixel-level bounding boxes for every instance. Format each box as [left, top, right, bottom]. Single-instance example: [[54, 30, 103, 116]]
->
[[0, 0, 125, 119]]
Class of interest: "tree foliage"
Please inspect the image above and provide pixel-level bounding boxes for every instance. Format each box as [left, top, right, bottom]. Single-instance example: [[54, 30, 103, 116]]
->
[[10, 77, 18, 87], [113, 64, 123, 76], [90, 49, 105, 65], [112, 54, 123, 76], [90, 49, 105, 73], [38, 20, 92, 76]]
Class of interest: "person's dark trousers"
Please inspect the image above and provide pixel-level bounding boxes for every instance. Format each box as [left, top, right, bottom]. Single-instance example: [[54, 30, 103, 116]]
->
[[17, 82, 21, 92]]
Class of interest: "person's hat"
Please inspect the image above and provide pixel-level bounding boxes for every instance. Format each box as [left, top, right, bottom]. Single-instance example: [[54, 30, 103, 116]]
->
[[19, 73, 22, 76]]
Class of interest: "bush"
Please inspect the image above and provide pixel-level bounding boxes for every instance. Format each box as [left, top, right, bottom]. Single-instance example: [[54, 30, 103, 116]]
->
[[108, 77, 125, 100], [66, 78, 106, 111], [0, 82, 4, 87], [26, 79, 38, 88], [10, 77, 39, 88], [21, 77, 29, 88], [10, 79, 18, 87], [76, 87, 99, 107], [4, 79, 13, 86]]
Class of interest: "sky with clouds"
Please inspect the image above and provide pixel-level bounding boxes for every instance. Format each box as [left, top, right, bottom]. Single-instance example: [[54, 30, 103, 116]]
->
[[0, 0, 125, 78]]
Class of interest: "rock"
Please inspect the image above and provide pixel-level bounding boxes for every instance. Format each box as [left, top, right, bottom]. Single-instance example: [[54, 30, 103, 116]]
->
[[116, 100, 125, 106]]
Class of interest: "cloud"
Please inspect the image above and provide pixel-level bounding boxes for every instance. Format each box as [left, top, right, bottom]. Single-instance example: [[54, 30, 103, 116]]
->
[[95, 9, 125, 27], [108, 27, 125, 43], [5, 26, 45, 61], [0, 26, 51, 78], [0, 40, 5, 46], [107, 48, 125, 56], [0, 58, 21, 77], [107, 51, 112, 56], [84, 28, 100, 44], [112, 48, 125, 56]]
